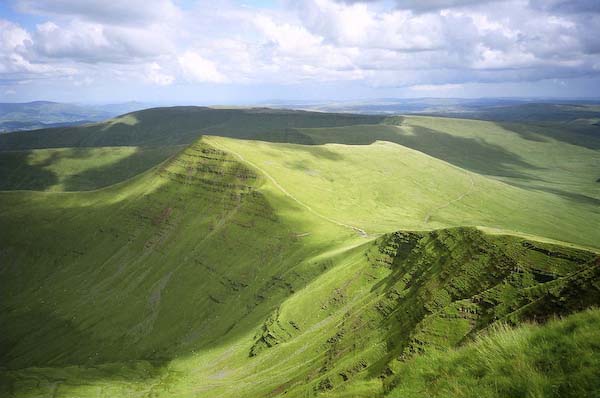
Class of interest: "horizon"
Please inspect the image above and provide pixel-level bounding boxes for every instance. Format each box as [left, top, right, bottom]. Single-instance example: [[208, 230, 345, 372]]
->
[[1, 0, 600, 103], [4, 96, 600, 107]]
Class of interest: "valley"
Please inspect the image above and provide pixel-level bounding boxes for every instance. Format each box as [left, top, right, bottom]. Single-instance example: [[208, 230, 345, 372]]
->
[[0, 107, 599, 397]]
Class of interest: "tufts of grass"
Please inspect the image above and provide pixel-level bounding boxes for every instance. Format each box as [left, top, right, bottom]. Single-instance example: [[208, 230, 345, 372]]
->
[[385, 308, 600, 398]]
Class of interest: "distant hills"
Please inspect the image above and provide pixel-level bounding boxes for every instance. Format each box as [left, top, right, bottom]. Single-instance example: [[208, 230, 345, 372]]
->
[[0, 106, 383, 149], [3, 98, 599, 135], [265, 97, 600, 121], [0, 101, 150, 133]]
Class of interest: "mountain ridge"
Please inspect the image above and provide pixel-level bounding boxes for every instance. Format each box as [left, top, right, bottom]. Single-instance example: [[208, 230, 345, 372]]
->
[[1, 109, 599, 397]]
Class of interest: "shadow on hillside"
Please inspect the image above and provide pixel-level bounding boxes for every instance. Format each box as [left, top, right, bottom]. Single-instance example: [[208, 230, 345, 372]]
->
[[0, 162, 351, 382], [497, 121, 600, 150], [291, 123, 544, 180], [2, 306, 159, 371], [386, 125, 544, 179], [496, 122, 549, 143], [3, 115, 547, 188], [60, 147, 100, 159], [0, 307, 166, 394], [0, 146, 181, 192], [508, 182, 600, 207], [279, 142, 345, 161], [0, 151, 58, 191], [62, 147, 179, 191], [0, 107, 386, 150]]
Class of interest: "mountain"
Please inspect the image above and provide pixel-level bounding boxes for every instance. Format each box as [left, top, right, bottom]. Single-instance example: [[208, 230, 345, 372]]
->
[[0, 101, 150, 133], [0, 106, 384, 149], [0, 106, 598, 397], [266, 98, 600, 120]]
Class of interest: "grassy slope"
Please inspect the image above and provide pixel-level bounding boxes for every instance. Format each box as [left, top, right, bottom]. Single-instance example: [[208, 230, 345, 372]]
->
[[209, 136, 599, 249], [0, 146, 182, 191], [1, 135, 599, 397], [0, 140, 359, 368], [0, 107, 383, 150], [1, 110, 599, 396], [1, 220, 597, 397], [5, 308, 600, 398], [2, 108, 596, 204], [384, 308, 600, 398], [400, 116, 600, 202], [295, 116, 600, 203], [0, 106, 382, 191]]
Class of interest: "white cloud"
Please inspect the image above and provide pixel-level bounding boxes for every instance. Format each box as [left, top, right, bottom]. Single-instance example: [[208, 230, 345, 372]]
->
[[0, 19, 30, 49], [336, 0, 505, 12], [410, 83, 463, 91], [1, 0, 599, 97], [146, 62, 174, 86], [0, 19, 73, 75], [178, 51, 227, 83], [72, 76, 94, 86], [15, 0, 181, 25], [30, 20, 174, 63], [254, 15, 324, 56]]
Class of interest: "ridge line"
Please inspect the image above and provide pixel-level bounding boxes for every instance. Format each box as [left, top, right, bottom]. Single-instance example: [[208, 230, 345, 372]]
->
[[208, 138, 369, 238]]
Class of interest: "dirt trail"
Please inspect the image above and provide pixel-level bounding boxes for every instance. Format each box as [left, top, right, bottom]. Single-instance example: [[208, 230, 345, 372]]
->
[[424, 173, 476, 224], [209, 139, 369, 238]]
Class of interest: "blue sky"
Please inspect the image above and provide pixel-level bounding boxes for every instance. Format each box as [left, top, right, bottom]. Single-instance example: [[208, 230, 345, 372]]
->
[[1, 0, 599, 104]]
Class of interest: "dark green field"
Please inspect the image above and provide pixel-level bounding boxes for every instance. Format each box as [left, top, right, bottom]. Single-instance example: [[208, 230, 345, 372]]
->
[[0, 107, 599, 397]]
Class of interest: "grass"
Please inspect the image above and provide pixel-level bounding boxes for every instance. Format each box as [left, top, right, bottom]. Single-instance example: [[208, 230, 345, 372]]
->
[[0, 108, 599, 397], [296, 116, 600, 204], [398, 116, 600, 202], [0, 139, 362, 369], [208, 136, 600, 249], [385, 308, 600, 398], [0, 107, 383, 150], [1, 215, 597, 396], [0, 146, 182, 191]]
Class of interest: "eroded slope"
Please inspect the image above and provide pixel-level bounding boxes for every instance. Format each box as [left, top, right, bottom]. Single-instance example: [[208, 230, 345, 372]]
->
[[1, 136, 598, 398]]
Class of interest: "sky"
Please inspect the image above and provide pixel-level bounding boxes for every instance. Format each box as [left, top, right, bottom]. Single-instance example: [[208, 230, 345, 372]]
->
[[0, 0, 599, 104]]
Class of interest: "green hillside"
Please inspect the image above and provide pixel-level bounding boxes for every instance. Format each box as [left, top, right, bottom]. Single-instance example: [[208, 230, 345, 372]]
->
[[1, 107, 597, 207], [0, 107, 383, 150], [0, 106, 383, 191], [209, 136, 599, 249], [294, 116, 600, 203], [0, 146, 182, 191], [384, 307, 600, 398], [1, 108, 599, 397]]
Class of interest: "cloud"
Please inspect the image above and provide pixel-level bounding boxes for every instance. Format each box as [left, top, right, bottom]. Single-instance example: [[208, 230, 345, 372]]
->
[[178, 51, 227, 83], [0, 19, 32, 74], [146, 62, 174, 86], [529, 0, 600, 14], [410, 83, 463, 91], [335, 0, 505, 13], [253, 14, 325, 56], [29, 20, 174, 63], [15, 0, 181, 25], [0, 19, 73, 76], [1, 0, 599, 98]]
